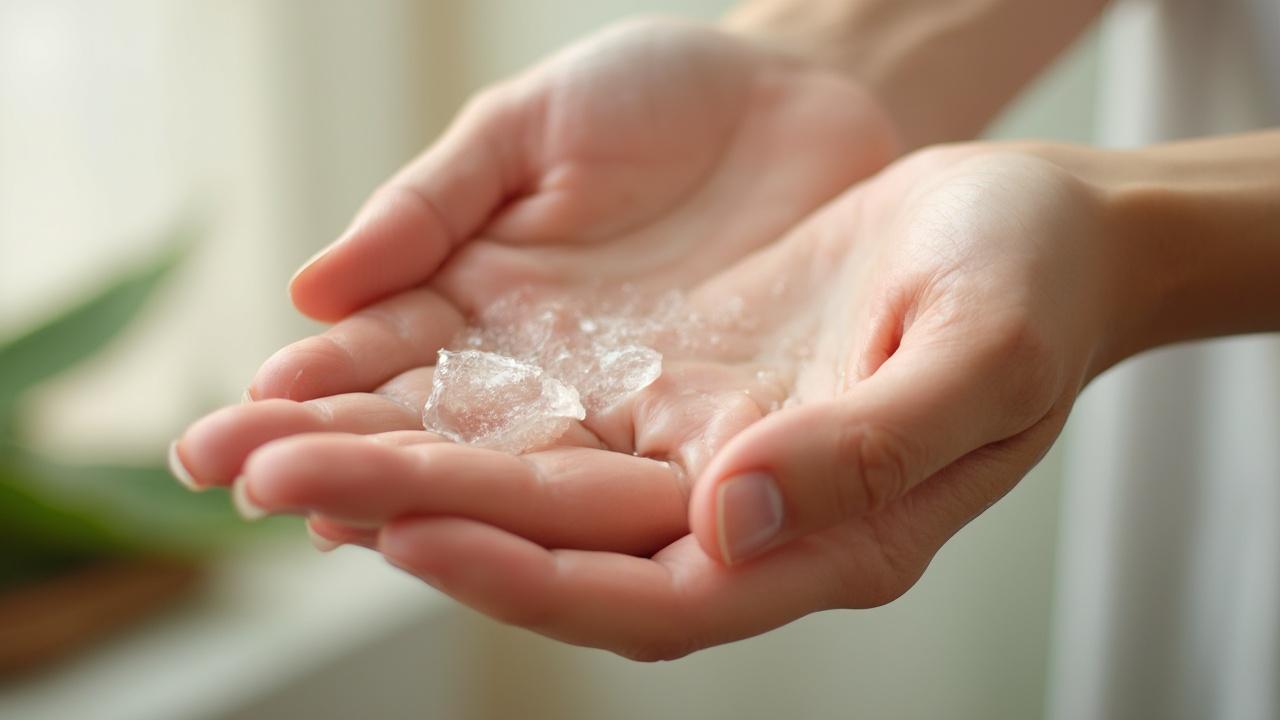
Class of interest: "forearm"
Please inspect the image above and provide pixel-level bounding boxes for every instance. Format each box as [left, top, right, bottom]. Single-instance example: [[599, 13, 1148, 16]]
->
[[725, 0, 1109, 149], [1024, 130, 1280, 369], [1107, 130, 1280, 361]]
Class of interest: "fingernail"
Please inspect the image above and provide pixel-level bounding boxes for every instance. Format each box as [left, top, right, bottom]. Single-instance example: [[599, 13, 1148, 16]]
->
[[232, 476, 268, 521], [307, 525, 342, 552], [241, 388, 254, 404], [716, 472, 784, 565], [167, 441, 204, 492]]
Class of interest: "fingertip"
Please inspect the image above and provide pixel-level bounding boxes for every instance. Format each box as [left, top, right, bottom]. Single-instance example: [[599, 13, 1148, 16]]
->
[[179, 399, 326, 488], [309, 515, 378, 550], [290, 187, 457, 322], [692, 403, 837, 564], [307, 522, 343, 552], [237, 439, 371, 521], [288, 250, 360, 323], [167, 440, 204, 492], [251, 335, 355, 401], [704, 401, 828, 475], [240, 433, 379, 512], [232, 476, 269, 521], [238, 434, 296, 493]]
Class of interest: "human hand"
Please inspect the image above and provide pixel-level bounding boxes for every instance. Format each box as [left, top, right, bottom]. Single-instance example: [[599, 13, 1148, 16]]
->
[[171, 17, 896, 530], [169, 12, 896, 509], [172, 142, 1139, 660], [282, 15, 896, 324]]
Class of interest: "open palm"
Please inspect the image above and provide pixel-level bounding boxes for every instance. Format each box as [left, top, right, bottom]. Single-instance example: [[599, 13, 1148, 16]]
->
[[244, 18, 895, 398]]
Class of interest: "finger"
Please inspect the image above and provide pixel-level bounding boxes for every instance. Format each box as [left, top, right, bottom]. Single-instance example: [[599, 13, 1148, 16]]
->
[[378, 519, 847, 660], [307, 516, 378, 551], [250, 288, 462, 401], [589, 361, 787, 478], [241, 435, 688, 555], [291, 88, 530, 321], [173, 396, 423, 489], [690, 317, 1062, 564], [377, 418, 1069, 658], [377, 423, 1069, 660]]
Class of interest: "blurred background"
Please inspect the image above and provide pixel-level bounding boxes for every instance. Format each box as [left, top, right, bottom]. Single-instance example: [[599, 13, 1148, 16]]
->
[[0, 0, 1100, 718]]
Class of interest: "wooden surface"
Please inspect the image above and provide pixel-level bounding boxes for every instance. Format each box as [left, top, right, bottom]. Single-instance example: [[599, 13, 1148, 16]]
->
[[0, 558, 203, 678]]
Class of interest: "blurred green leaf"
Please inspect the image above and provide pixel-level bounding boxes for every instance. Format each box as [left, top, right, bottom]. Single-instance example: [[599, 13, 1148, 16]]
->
[[0, 461, 125, 555], [0, 220, 295, 592], [0, 225, 192, 417], [0, 444, 293, 559]]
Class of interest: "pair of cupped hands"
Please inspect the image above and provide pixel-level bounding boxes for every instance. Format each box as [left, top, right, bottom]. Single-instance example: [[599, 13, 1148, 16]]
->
[[173, 20, 1125, 660]]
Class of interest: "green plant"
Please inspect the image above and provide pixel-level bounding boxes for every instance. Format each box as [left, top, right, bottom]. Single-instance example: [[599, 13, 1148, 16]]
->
[[0, 228, 272, 592]]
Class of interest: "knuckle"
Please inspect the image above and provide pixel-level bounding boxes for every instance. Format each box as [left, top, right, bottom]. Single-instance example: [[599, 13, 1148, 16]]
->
[[833, 423, 912, 516], [306, 332, 357, 369], [352, 304, 412, 345], [982, 314, 1062, 424], [857, 425, 912, 513], [859, 559, 925, 609], [412, 443, 444, 468], [279, 334, 344, 371], [822, 531, 923, 610], [616, 644, 666, 663], [611, 605, 702, 662], [701, 391, 765, 451]]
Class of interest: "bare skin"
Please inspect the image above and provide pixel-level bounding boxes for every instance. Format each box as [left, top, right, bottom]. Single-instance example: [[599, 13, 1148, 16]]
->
[[282, 19, 896, 327], [173, 130, 1280, 659], [169, 6, 1280, 660]]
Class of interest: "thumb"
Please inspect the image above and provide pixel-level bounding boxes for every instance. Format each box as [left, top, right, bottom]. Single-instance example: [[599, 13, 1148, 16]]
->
[[690, 327, 1059, 565]]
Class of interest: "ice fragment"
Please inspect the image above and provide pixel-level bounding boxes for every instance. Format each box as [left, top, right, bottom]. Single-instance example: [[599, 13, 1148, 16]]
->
[[421, 286, 768, 454], [423, 349, 585, 453]]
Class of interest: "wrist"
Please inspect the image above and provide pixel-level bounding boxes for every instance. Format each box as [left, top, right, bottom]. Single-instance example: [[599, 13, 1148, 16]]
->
[[1103, 139, 1280, 351], [1014, 142, 1174, 373], [1022, 132, 1280, 373], [721, 1, 865, 74], [717, 14, 907, 164], [724, 0, 1109, 150], [719, 2, 921, 149]]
